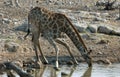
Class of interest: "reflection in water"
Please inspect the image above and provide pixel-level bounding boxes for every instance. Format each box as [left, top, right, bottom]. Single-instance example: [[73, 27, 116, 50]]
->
[[33, 65, 59, 77], [1, 64, 120, 77], [32, 65, 92, 77], [61, 65, 76, 77], [33, 66, 47, 77], [0, 73, 8, 77], [82, 66, 92, 77], [51, 67, 59, 77]]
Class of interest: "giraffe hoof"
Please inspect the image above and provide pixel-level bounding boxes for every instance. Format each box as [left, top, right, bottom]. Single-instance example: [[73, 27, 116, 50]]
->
[[42, 58, 49, 64], [33, 61, 41, 69], [43, 61, 49, 64], [54, 61, 60, 70], [54, 67, 60, 71], [42, 59, 49, 64], [74, 60, 79, 65], [74, 61, 79, 65]]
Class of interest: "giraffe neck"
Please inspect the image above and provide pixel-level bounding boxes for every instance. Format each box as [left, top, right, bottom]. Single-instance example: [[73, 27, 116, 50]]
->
[[63, 16, 88, 53], [65, 27, 86, 52]]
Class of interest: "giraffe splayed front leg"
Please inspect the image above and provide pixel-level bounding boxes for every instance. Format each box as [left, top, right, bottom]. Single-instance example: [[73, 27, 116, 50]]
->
[[47, 37, 60, 70], [55, 39, 78, 65]]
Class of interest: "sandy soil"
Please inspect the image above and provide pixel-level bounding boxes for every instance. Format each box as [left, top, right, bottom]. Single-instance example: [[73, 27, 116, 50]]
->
[[0, 0, 120, 67]]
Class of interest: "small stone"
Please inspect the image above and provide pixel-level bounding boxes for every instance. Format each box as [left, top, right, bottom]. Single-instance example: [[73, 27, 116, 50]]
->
[[94, 17, 107, 22], [97, 39, 109, 44], [86, 25, 98, 33], [13, 61, 23, 68], [97, 59, 112, 64], [97, 51, 103, 55], [26, 68, 35, 73], [4, 42, 20, 52], [14, 20, 28, 32], [2, 18, 11, 24]]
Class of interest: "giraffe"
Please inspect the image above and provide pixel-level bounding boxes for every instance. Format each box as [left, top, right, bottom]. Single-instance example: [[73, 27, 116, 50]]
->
[[25, 7, 92, 69]]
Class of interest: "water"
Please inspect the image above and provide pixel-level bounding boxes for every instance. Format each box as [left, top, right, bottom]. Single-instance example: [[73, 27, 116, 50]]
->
[[32, 63, 120, 77], [0, 63, 120, 77]]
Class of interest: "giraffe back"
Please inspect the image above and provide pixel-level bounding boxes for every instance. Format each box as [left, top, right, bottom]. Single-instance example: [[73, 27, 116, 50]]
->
[[28, 7, 66, 38], [28, 7, 88, 50]]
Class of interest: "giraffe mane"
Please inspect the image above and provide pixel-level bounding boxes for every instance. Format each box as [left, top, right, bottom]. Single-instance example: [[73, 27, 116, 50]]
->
[[63, 14, 88, 51]]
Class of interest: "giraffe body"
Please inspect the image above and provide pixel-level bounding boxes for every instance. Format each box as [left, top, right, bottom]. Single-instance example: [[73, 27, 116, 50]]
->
[[25, 7, 92, 68]]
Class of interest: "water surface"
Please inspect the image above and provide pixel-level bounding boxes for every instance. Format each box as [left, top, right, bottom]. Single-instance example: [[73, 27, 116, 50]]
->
[[32, 63, 120, 77], [0, 63, 120, 77]]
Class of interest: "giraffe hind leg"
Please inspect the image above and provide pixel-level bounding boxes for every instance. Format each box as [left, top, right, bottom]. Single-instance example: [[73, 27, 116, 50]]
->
[[32, 36, 43, 68], [37, 39, 49, 64], [32, 32, 48, 64], [33, 43, 39, 61], [55, 38, 78, 65]]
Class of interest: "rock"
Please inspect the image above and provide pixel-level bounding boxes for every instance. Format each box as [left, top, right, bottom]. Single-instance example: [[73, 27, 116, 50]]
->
[[97, 51, 103, 55], [97, 39, 109, 44], [94, 17, 107, 22], [23, 47, 30, 52], [3, 62, 33, 77], [2, 18, 11, 24], [12, 18, 20, 25], [4, 42, 20, 52], [76, 26, 86, 33], [97, 26, 112, 34], [13, 61, 23, 68], [4, 0, 21, 7], [14, 20, 29, 32], [81, 34, 90, 40], [89, 12, 100, 17], [0, 13, 4, 24], [95, 0, 106, 6], [13, 0, 21, 7], [79, 11, 91, 19], [97, 59, 112, 64], [112, 1, 120, 9], [26, 68, 35, 73], [4, 0, 13, 7], [100, 13, 109, 17], [73, 23, 87, 32], [86, 24, 98, 33], [97, 24, 120, 36], [54, 1, 63, 5]]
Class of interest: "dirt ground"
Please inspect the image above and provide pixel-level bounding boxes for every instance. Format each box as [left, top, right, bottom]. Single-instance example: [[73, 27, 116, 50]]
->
[[0, 0, 120, 67]]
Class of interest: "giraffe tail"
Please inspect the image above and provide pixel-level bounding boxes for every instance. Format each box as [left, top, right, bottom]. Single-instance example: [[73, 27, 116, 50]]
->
[[24, 28, 30, 40], [24, 20, 31, 40]]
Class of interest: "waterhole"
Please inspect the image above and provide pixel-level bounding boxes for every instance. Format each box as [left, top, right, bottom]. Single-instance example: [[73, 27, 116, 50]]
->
[[0, 63, 120, 77]]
